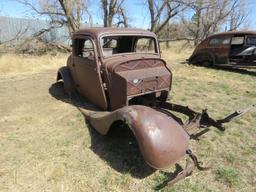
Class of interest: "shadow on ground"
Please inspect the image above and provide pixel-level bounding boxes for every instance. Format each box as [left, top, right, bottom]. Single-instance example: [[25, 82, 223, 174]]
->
[[49, 82, 155, 179], [49, 81, 99, 111], [189, 63, 256, 77], [87, 121, 155, 178], [184, 62, 256, 76], [212, 66, 256, 77]]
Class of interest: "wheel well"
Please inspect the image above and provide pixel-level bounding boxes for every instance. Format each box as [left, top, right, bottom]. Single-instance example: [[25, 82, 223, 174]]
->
[[57, 72, 62, 81], [191, 53, 214, 65], [107, 120, 138, 144], [56, 67, 75, 94], [108, 120, 129, 134]]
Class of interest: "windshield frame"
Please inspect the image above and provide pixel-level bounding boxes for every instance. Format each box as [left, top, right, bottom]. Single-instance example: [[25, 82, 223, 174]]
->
[[98, 34, 160, 59]]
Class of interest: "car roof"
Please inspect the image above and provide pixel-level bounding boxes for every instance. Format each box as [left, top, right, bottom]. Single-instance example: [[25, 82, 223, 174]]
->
[[208, 31, 256, 38], [73, 27, 157, 38]]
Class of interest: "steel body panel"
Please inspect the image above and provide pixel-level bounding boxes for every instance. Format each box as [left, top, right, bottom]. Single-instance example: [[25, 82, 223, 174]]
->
[[118, 66, 170, 96], [87, 105, 189, 169], [105, 57, 171, 110], [68, 35, 108, 110]]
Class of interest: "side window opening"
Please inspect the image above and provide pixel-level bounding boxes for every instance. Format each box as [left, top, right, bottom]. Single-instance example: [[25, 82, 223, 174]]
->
[[74, 38, 94, 58], [209, 37, 230, 46], [231, 36, 245, 45], [246, 36, 256, 46]]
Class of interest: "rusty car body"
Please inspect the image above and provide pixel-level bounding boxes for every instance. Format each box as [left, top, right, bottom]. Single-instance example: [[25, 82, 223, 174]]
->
[[56, 27, 255, 185], [188, 31, 256, 68]]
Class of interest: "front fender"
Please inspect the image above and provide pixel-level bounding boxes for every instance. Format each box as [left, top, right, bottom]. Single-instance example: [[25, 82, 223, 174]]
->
[[87, 105, 189, 169]]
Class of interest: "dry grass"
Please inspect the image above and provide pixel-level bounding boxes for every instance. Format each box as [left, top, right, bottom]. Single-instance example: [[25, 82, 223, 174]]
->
[[0, 43, 256, 191], [0, 53, 66, 76], [160, 41, 193, 61]]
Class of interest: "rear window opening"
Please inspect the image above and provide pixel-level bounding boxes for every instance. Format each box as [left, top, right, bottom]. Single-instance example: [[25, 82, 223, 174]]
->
[[100, 36, 158, 57], [209, 37, 230, 46]]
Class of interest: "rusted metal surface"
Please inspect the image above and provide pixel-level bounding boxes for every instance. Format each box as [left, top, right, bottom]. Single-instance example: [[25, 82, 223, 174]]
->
[[86, 105, 189, 170], [73, 27, 158, 40], [64, 27, 170, 110], [56, 27, 256, 186], [104, 57, 171, 110], [167, 149, 210, 186], [158, 102, 256, 138], [188, 31, 256, 68]]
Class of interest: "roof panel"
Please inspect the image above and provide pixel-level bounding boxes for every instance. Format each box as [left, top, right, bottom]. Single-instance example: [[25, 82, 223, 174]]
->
[[73, 27, 156, 38]]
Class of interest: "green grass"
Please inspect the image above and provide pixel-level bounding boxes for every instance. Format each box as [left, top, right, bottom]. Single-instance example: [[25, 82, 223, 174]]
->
[[225, 152, 236, 164], [216, 166, 240, 187]]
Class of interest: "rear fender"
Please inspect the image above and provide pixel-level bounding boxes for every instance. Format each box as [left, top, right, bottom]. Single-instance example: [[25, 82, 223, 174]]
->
[[87, 105, 189, 169], [57, 66, 75, 94], [191, 51, 215, 65]]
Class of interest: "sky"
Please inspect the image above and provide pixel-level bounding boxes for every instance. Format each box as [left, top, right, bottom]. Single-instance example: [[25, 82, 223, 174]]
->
[[0, 0, 256, 30]]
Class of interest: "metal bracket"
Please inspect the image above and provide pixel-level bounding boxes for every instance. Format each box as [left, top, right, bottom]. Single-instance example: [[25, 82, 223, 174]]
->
[[158, 101, 256, 139], [167, 149, 209, 186]]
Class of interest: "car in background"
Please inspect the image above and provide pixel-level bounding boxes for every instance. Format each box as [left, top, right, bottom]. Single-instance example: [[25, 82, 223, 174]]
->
[[188, 31, 256, 68]]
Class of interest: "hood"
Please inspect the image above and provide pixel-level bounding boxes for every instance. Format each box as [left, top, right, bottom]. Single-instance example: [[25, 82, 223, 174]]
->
[[102, 53, 164, 72], [103, 54, 172, 110]]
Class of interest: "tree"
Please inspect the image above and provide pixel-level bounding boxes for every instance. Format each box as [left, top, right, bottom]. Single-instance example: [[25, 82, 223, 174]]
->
[[181, 0, 248, 45], [17, 0, 90, 37], [227, 0, 248, 31], [146, 0, 184, 35], [101, 0, 128, 27]]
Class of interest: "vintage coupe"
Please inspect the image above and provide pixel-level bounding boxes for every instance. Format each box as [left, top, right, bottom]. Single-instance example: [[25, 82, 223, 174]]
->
[[56, 28, 254, 185], [188, 31, 256, 68]]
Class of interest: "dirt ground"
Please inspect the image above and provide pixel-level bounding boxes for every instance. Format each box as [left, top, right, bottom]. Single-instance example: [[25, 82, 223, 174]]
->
[[0, 50, 256, 191]]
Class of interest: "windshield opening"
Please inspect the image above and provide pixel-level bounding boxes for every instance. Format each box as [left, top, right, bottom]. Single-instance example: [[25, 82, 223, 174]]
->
[[100, 36, 158, 57]]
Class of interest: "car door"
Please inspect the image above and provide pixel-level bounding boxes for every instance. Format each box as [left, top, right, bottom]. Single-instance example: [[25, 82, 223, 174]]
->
[[209, 36, 230, 64], [73, 36, 108, 110], [229, 35, 246, 58]]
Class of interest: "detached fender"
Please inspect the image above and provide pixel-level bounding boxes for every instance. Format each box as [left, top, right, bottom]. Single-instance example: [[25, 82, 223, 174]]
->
[[87, 105, 189, 169], [57, 66, 75, 93]]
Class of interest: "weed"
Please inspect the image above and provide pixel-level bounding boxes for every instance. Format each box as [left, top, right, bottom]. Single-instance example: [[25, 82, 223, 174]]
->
[[216, 166, 240, 187], [225, 153, 236, 164]]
